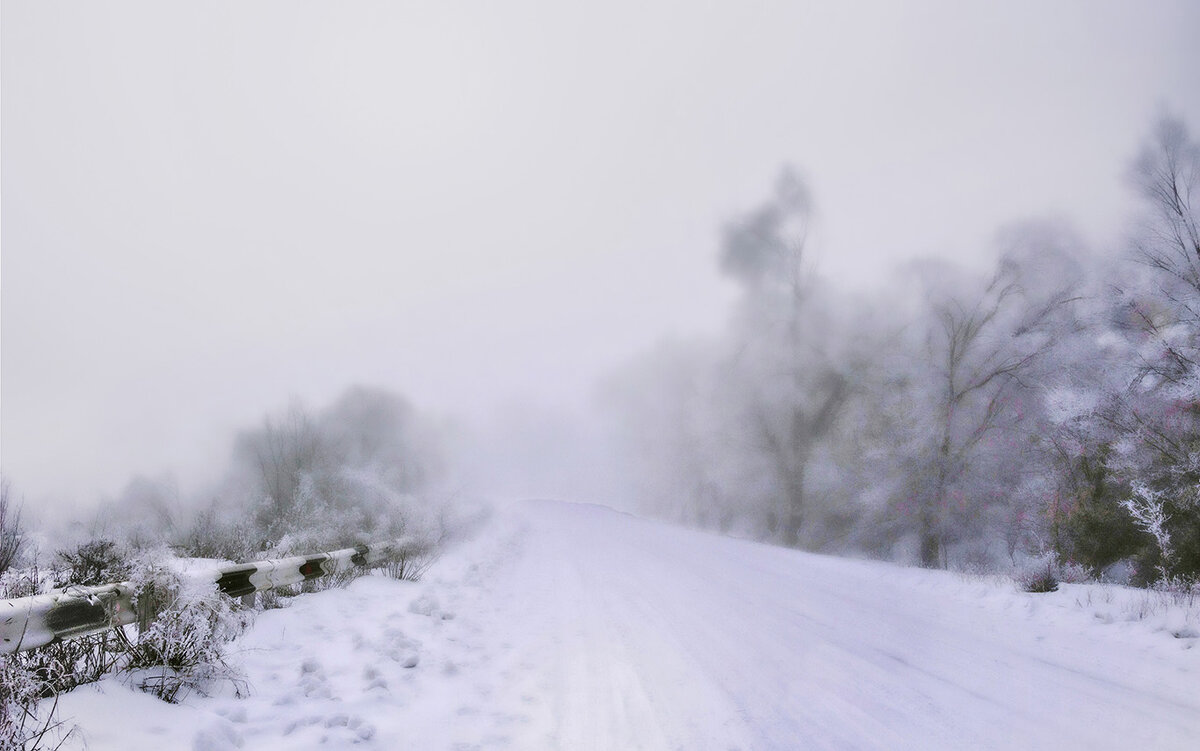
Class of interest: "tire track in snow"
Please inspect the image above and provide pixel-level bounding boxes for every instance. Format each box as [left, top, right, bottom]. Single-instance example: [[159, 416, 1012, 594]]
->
[[507, 501, 1199, 750]]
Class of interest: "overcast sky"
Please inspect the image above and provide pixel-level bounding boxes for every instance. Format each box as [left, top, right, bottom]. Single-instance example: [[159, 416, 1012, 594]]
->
[[4, 1, 1200, 508]]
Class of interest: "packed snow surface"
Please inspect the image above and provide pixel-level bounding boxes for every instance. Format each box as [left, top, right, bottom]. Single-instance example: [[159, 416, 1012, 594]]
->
[[56, 500, 1199, 750]]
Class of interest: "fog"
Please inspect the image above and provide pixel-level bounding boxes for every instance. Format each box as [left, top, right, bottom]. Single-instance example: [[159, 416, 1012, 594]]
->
[[3, 0, 1200, 525]]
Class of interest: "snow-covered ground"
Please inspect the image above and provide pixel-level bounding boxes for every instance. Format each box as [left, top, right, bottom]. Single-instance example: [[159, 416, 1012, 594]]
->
[[53, 500, 1200, 750]]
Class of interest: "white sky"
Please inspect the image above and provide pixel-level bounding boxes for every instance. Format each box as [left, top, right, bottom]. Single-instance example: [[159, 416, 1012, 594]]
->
[[3, 1, 1200, 507]]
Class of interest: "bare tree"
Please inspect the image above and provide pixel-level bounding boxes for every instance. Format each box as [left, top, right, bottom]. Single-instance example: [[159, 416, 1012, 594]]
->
[[911, 255, 1078, 567], [234, 402, 328, 530], [0, 477, 24, 574], [1126, 114, 1200, 386], [1029, 116, 1200, 582]]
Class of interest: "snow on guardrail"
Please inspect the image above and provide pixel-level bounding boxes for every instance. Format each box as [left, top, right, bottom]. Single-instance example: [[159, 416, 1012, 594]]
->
[[0, 538, 418, 654]]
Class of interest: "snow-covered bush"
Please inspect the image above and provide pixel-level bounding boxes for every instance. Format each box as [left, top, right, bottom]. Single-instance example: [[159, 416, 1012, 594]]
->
[[0, 655, 75, 750], [7, 549, 126, 694], [256, 585, 295, 610], [9, 631, 125, 698], [3, 551, 126, 696], [124, 552, 250, 703], [1, 554, 47, 600]]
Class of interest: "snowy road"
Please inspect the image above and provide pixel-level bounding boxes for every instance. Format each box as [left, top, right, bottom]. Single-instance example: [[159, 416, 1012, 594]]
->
[[459, 501, 1200, 750], [60, 500, 1200, 750]]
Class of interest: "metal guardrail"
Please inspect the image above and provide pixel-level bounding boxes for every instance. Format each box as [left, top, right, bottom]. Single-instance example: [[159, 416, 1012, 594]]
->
[[0, 538, 417, 654]]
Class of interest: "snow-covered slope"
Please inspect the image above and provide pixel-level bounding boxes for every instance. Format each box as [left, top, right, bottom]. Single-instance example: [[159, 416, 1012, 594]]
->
[[56, 500, 1200, 750]]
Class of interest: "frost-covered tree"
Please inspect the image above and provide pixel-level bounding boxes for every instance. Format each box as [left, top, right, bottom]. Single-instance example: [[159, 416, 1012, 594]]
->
[[719, 168, 853, 546], [1108, 115, 1200, 580], [879, 235, 1080, 568], [1039, 114, 1200, 583], [225, 387, 448, 552]]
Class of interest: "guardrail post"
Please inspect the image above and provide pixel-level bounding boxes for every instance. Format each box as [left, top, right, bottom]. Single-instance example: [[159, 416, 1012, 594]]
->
[[136, 582, 163, 635]]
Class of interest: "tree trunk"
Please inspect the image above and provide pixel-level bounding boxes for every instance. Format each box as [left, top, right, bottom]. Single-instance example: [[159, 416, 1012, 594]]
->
[[918, 520, 941, 567], [780, 507, 804, 548], [779, 460, 807, 547], [921, 390, 955, 568]]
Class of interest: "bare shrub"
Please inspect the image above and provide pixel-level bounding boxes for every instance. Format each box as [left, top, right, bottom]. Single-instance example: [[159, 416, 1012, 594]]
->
[[178, 504, 262, 562], [256, 586, 295, 610], [1013, 555, 1091, 593], [381, 540, 439, 583], [54, 539, 131, 587], [1153, 574, 1200, 608], [1014, 558, 1060, 593], [297, 567, 360, 594], [1, 655, 75, 750], [11, 632, 126, 696]]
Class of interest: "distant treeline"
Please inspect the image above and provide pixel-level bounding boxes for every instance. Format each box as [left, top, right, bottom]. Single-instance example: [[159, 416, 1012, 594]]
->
[[1, 386, 454, 574], [604, 114, 1200, 585]]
